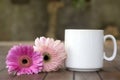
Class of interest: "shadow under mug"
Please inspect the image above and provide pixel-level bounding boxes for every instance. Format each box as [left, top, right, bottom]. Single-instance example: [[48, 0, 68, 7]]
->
[[65, 29, 117, 71]]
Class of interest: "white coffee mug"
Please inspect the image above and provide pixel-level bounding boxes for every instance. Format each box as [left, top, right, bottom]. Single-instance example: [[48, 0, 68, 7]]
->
[[65, 29, 117, 71]]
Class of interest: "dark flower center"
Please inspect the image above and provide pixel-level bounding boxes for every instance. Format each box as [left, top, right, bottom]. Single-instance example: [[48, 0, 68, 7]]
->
[[19, 55, 32, 67], [44, 55, 49, 61], [22, 59, 28, 64], [43, 52, 51, 62]]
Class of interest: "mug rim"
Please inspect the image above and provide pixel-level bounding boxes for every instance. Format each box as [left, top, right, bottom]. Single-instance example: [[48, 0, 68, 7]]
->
[[65, 29, 103, 31]]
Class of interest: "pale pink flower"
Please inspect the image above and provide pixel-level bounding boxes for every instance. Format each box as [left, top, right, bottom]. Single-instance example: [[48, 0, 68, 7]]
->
[[6, 45, 43, 75], [34, 37, 67, 72]]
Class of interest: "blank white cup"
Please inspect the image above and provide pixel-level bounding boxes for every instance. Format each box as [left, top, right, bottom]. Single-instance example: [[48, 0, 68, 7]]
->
[[65, 29, 117, 71]]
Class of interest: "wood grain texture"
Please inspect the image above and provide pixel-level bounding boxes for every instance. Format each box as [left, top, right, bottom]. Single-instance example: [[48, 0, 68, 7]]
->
[[0, 46, 11, 70], [45, 70, 73, 80], [99, 72, 120, 80], [13, 73, 46, 80], [75, 72, 101, 80], [0, 69, 15, 80], [0, 68, 46, 80]]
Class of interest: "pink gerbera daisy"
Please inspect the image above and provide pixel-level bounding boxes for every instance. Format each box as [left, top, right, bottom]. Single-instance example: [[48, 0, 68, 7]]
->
[[6, 45, 43, 75], [34, 37, 67, 72]]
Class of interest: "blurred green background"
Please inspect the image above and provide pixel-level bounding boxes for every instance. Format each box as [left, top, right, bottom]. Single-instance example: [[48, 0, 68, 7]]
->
[[0, 0, 119, 41]]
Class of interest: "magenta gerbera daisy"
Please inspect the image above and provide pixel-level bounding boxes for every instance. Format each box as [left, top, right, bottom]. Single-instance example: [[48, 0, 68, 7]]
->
[[6, 45, 43, 75], [34, 37, 67, 72]]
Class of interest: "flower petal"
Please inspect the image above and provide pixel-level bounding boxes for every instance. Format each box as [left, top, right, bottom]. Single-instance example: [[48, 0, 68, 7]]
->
[[34, 36, 66, 72], [6, 45, 43, 75]]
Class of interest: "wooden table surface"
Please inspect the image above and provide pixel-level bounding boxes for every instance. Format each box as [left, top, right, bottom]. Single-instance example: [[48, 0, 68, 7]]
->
[[0, 41, 120, 80]]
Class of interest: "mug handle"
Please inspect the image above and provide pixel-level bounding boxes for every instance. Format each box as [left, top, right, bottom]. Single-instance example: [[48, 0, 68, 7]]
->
[[104, 35, 117, 61]]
